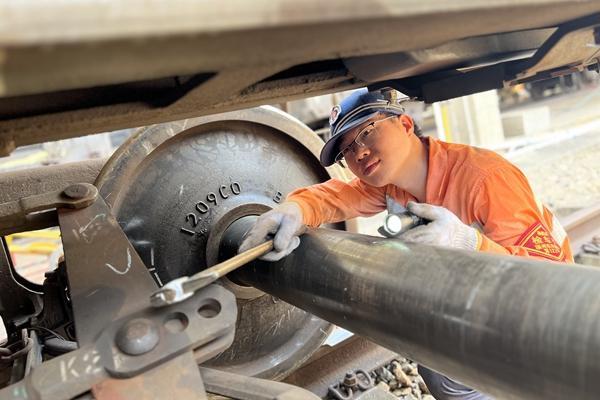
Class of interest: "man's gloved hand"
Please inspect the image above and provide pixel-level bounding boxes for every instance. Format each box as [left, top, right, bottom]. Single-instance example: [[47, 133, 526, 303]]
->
[[399, 202, 479, 250], [238, 202, 306, 261]]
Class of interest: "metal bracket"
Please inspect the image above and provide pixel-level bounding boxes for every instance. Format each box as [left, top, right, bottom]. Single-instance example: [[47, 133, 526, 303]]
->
[[0, 183, 98, 236], [0, 183, 237, 399], [98, 285, 236, 379], [509, 14, 600, 83], [0, 286, 236, 400]]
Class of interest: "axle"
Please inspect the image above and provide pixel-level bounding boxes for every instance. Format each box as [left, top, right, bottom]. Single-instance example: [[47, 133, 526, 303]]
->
[[221, 217, 600, 400]]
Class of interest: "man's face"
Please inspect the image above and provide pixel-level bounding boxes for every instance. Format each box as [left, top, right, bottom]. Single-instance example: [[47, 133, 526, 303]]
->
[[337, 114, 414, 187]]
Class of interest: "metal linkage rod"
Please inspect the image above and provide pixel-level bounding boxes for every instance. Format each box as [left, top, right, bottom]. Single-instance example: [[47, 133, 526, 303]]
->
[[221, 217, 600, 400]]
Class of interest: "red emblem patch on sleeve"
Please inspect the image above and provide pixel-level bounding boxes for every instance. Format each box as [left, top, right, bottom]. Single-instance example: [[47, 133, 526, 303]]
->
[[516, 221, 564, 261]]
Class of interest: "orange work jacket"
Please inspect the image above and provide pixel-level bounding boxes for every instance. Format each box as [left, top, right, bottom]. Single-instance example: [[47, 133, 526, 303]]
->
[[288, 137, 573, 263]]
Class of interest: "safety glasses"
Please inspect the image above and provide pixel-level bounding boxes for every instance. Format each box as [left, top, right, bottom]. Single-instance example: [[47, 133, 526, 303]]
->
[[334, 115, 397, 163]]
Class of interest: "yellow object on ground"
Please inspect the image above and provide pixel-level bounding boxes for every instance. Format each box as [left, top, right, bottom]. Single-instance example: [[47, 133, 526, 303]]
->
[[6, 229, 61, 255]]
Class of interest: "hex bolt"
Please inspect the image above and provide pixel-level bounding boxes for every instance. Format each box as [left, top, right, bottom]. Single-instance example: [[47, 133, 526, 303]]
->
[[116, 318, 160, 356], [63, 183, 95, 200], [343, 371, 358, 390]]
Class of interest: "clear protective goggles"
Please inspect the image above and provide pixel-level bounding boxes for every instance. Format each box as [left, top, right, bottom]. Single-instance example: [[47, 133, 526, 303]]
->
[[334, 115, 397, 163]]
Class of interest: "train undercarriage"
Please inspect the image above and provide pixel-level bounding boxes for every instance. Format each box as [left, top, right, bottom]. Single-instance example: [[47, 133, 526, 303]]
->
[[1, 2, 600, 399]]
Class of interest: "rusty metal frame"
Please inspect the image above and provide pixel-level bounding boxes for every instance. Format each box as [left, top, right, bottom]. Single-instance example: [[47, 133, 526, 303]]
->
[[0, 160, 105, 235], [0, 159, 106, 204], [0, 186, 238, 399], [2, 1, 600, 154], [0, 183, 98, 237]]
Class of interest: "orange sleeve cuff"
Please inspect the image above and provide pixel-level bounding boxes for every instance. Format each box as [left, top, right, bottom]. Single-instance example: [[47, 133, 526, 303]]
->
[[477, 232, 510, 255], [286, 199, 316, 227]]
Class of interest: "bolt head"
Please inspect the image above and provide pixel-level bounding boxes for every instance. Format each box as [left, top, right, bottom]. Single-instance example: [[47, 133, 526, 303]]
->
[[343, 371, 357, 387], [116, 318, 159, 356], [63, 184, 94, 200]]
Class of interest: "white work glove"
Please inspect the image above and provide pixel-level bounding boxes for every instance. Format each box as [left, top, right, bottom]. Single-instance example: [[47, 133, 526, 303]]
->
[[400, 202, 479, 250], [238, 202, 306, 261]]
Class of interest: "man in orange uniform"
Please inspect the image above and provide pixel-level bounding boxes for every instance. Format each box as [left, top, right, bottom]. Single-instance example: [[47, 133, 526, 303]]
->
[[239, 88, 573, 399]]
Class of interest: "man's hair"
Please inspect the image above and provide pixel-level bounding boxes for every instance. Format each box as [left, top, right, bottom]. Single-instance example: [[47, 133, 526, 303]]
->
[[413, 121, 423, 137], [386, 112, 424, 137]]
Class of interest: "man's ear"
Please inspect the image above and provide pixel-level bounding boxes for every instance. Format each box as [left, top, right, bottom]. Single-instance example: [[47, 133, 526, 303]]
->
[[398, 114, 415, 135]]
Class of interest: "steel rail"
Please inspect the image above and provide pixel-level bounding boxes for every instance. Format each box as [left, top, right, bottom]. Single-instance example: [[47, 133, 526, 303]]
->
[[561, 202, 600, 255]]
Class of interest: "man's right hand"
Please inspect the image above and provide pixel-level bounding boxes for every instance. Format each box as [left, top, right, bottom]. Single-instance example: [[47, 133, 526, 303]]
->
[[238, 202, 306, 261]]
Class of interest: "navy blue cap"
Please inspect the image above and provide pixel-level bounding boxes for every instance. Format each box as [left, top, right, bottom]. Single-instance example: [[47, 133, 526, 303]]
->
[[320, 88, 405, 166]]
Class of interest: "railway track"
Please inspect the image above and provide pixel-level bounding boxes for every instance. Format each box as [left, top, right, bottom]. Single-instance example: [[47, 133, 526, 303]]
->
[[561, 202, 600, 258]]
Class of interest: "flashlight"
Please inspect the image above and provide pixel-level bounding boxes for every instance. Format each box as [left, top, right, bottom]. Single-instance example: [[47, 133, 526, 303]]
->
[[378, 211, 427, 238]]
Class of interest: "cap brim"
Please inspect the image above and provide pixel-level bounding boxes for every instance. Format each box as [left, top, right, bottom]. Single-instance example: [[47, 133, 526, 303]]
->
[[319, 112, 379, 166]]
